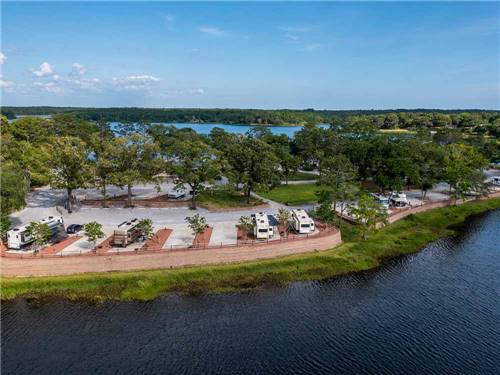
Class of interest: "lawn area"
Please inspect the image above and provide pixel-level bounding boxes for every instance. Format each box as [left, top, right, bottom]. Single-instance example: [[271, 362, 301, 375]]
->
[[257, 183, 323, 205], [198, 189, 263, 209], [286, 171, 318, 182], [378, 128, 416, 134], [2, 198, 498, 302]]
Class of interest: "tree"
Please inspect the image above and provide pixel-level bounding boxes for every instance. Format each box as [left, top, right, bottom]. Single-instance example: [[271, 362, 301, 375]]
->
[[111, 133, 163, 207], [168, 140, 224, 209], [84, 221, 105, 249], [0, 162, 28, 214], [137, 218, 154, 240], [226, 136, 280, 203], [26, 222, 52, 252], [0, 214, 11, 244], [90, 135, 119, 208], [319, 155, 357, 215], [444, 144, 488, 201], [407, 142, 445, 200], [276, 208, 292, 236], [46, 136, 92, 213], [185, 214, 208, 243], [277, 149, 300, 185], [349, 194, 387, 240], [236, 216, 254, 237]]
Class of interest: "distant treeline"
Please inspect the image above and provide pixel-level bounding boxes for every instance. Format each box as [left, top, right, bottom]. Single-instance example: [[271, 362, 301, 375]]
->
[[2, 106, 499, 128]]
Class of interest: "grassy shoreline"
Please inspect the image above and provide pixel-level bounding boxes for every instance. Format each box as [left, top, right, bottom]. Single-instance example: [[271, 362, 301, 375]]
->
[[2, 199, 499, 302]]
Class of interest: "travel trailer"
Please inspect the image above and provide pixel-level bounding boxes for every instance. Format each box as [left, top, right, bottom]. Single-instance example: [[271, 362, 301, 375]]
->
[[389, 192, 409, 208], [291, 209, 315, 234], [113, 218, 141, 247], [7, 216, 65, 250], [252, 212, 274, 240]]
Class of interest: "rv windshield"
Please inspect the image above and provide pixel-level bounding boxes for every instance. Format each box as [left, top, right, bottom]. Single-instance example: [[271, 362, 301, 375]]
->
[[301, 224, 310, 228], [258, 229, 268, 233]]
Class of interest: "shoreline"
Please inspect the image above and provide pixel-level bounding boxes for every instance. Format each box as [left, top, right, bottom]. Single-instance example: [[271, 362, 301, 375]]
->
[[1, 198, 499, 302]]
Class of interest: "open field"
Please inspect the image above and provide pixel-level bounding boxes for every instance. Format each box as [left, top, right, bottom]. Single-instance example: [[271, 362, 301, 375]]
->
[[2, 198, 498, 302], [257, 183, 323, 205]]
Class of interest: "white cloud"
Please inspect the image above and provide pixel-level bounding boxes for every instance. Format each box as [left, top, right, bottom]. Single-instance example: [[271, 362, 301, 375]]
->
[[0, 52, 6, 65], [189, 88, 205, 95], [32, 62, 54, 77], [34, 81, 64, 94], [303, 43, 321, 51], [0, 77, 14, 88], [112, 75, 161, 90], [198, 27, 224, 37], [72, 63, 87, 76], [285, 33, 300, 42], [280, 26, 310, 33]]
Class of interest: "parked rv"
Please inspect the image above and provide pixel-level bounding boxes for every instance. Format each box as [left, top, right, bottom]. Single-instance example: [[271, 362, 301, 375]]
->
[[370, 193, 390, 210], [291, 209, 315, 234], [389, 192, 409, 207], [167, 189, 186, 199], [252, 212, 275, 240], [487, 176, 500, 186], [113, 218, 141, 247], [7, 216, 65, 250]]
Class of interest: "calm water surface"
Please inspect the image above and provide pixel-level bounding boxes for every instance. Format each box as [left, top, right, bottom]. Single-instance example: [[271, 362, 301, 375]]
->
[[2, 211, 500, 374]]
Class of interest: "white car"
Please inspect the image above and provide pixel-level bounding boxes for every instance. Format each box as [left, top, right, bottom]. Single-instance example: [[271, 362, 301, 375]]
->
[[167, 189, 186, 199]]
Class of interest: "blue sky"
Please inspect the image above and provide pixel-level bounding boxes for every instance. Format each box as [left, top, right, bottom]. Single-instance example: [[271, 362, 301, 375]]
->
[[1, 1, 498, 109]]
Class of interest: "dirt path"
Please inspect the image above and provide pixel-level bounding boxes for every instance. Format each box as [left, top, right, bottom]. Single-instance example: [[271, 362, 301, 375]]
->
[[0, 230, 341, 277]]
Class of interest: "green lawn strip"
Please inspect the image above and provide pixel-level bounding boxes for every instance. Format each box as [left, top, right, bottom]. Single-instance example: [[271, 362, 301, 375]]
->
[[197, 189, 263, 209], [257, 183, 323, 205], [2, 199, 498, 302]]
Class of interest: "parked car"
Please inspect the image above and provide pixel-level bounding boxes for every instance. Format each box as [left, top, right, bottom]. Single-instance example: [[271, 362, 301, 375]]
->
[[167, 189, 186, 199], [66, 224, 83, 234]]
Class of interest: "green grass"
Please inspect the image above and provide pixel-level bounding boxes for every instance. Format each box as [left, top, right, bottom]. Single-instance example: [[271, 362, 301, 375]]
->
[[257, 183, 323, 205], [197, 189, 263, 210], [2, 198, 499, 302], [285, 171, 318, 181]]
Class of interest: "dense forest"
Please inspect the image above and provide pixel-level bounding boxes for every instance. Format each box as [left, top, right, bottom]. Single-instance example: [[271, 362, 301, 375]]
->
[[2, 107, 499, 129]]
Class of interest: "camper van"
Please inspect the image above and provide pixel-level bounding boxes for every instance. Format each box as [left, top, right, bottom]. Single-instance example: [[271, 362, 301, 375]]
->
[[113, 218, 141, 247], [291, 209, 315, 234], [252, 212, 274, 240], [7, 216, 65, 250]]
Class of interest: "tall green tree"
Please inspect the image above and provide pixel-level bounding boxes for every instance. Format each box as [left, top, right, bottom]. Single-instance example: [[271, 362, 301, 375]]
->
[[26, 222, 52, 252], [46, 136, 92, 213], [111, 133, 163, 207], [84, 221, 105, 249], [168, 140, 224, 209], [349, 194, 388, 240]]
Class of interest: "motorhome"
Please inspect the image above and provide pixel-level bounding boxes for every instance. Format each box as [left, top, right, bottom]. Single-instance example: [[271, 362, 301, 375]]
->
[[389, 192, 409, 208], [7, 216, 65, 250], [488, 176, 500, 186], [252, 212, 274, 240], [291, 209, 315, 234], [370, 193, 390, 210], [113, 218, 141, 247]]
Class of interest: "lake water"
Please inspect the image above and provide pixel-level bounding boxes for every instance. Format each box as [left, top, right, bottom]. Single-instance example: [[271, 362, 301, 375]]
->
[[2, 210, 499, 374], [112, 122, 329, 137]]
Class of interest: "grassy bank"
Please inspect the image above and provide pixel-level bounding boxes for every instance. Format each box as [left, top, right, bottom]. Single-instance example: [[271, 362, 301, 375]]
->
[[2, 199, 499, 302], [257, 183, 322, 205]]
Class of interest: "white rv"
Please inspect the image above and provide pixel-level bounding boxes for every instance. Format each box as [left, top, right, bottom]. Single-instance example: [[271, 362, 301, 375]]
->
[[7, 216, 65, 250], [252, 212, 274, 240], [113, 218, 141, 247], [389, 192, 409, 207], [291, 209, 315, 234]]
